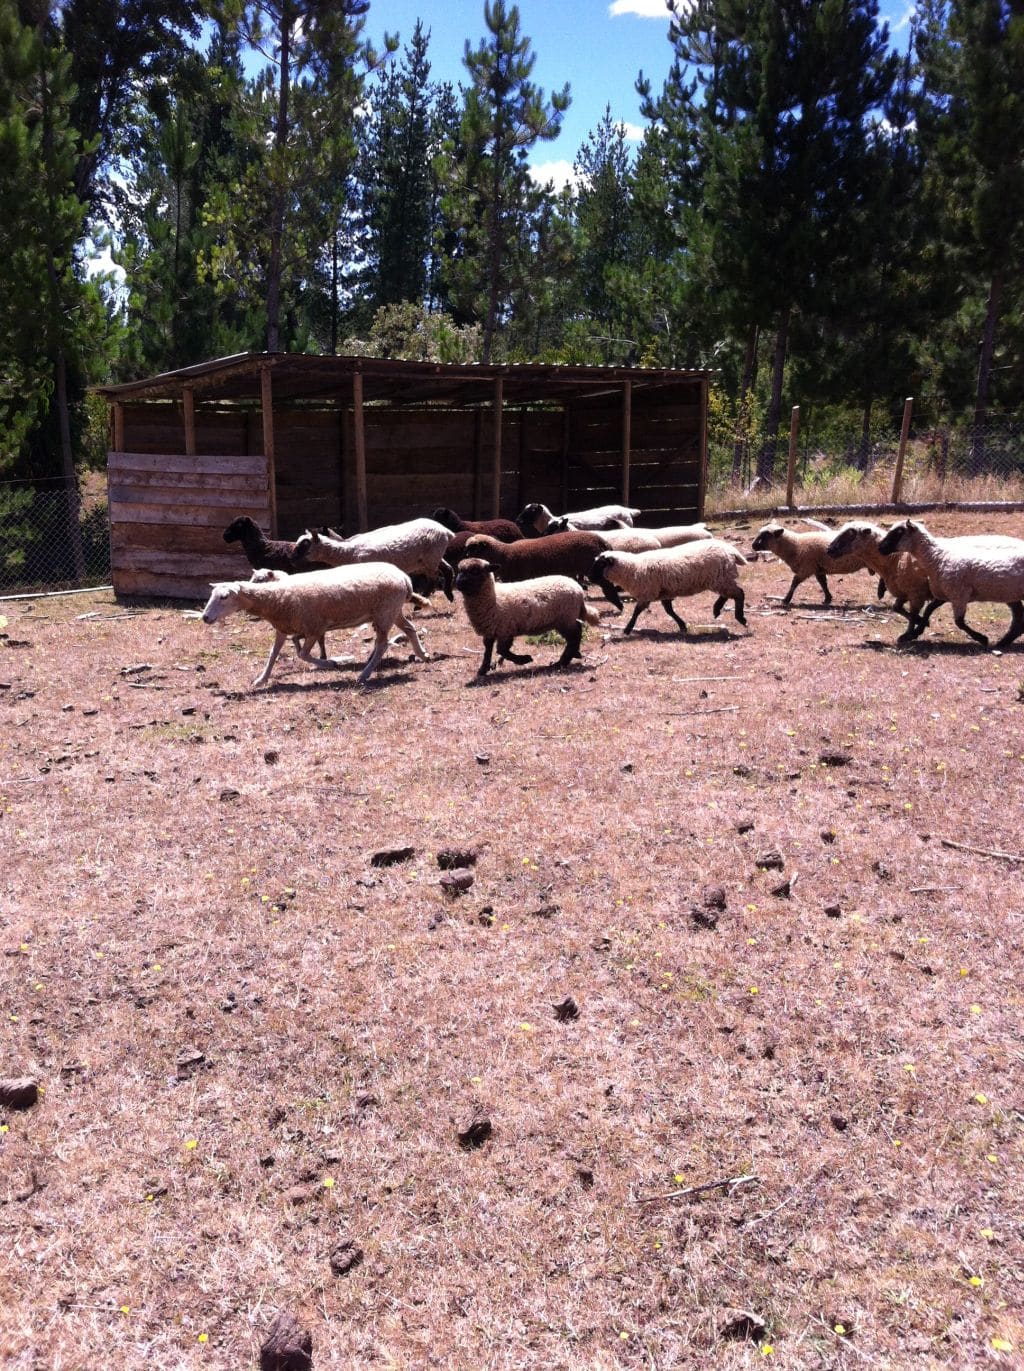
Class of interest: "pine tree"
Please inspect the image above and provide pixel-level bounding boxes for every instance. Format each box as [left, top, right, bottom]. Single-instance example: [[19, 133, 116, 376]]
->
[[441, 1, 569, 362]]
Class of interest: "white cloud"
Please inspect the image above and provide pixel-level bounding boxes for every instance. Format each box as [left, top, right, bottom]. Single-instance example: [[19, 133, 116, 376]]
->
[[617, 121, 645, 142], [85, 243, 125, 284], [609, 0, 680, 18], [529, 159, 581, 193], [888, 3, 916, 34]]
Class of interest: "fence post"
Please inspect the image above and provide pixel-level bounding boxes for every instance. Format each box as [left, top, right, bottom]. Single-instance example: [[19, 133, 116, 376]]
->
[[785, 406, 800, 510], [891, 397, 914, 505]]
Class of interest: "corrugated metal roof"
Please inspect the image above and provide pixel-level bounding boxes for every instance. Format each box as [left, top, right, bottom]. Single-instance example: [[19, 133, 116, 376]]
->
[[94, 352, 713, 407]]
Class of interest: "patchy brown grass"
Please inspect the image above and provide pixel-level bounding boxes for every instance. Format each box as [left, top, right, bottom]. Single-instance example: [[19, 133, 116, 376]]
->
[[2, 511, 1023, 1369]]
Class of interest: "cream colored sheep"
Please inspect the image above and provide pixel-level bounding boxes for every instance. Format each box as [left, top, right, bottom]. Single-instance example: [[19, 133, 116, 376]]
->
[[517, 502, 641, 534], [593, 539, 747, 636], [648, 523, 714, 548], [876, 518, 1024, 647], [201, 564, 428, 687], [294, 520, 455, 599], [751, 521, 869, 605], [454, 557, 602, 675]]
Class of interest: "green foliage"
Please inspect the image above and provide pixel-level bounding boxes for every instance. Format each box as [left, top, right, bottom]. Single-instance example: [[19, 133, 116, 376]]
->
[[343, 302, 482, 363]]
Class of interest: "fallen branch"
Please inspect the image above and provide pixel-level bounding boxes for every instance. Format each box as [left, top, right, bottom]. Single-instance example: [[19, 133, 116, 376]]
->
[[671, 675, 749, 684], [636, 1173, 758, 1204], [666, 705, 741, 717], [940, 838, 1024, 864], [909, 885, 962, 894]]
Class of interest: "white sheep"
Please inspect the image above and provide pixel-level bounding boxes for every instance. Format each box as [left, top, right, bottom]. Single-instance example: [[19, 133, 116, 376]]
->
[[201, 563, 428, 687], [294, 520, 455, 600], [593, 539, 748, 635], [593, 525, 713, 554], [517, 501, 641, 534], [454, 557, 602, 676], [648, 523, 714, 549], [825, 521, 934, 630], [876, 518, 1024, 648], [751, 521, 871, 605]]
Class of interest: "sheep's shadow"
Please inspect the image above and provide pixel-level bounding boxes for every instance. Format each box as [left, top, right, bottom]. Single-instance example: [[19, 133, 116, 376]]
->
[[855, 636, 1019, 658], [462, 659, 594, 688], [609, 625, 744, 644]]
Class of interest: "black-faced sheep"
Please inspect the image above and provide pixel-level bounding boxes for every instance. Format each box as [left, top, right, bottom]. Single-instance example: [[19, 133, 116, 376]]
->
[[593, 540, 748, 635], [516, 502, 641, 535], [201, 564, 428, 687], [751, 521, 870, 606], [876, 518, 1024, 648], [454, 557, 601, 676]]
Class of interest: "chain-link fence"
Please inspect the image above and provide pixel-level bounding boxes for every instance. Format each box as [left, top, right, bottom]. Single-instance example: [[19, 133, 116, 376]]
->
[[0, 479, 111, 597], [707, 409, 1024, 511]]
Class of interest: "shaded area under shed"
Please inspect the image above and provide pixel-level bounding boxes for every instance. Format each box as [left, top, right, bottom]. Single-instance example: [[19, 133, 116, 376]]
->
[[95, 353, 711, 600]]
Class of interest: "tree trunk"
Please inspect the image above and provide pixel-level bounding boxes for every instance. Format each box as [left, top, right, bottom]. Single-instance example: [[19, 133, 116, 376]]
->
[[732, 324, 759, 482], [330, 231, 339, 355], [973, 268, 1003, 469], [757, 307, 790, 483], [266, 3, 292, 354], [858, 396, 873, 472]]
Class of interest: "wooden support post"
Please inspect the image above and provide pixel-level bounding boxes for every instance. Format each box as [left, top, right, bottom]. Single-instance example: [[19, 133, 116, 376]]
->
[[491, 376, 504, 518], [560, 406, 570, 512], [517, 405, 529, 514], [260, 364, 278, 536], [696, 378, 709, 520], [785, 405, 800, 510], [182, 384, 196, 457], [621, 380, 632, 505], [352, 370, 368, 533], [472, 410, 483, 519], [891, 396, 914, 505], [112, 402, 124, 453]]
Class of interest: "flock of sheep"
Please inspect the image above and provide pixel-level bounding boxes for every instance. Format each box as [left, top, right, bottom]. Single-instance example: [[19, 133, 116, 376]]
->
[[203, 503, 1024, 687]]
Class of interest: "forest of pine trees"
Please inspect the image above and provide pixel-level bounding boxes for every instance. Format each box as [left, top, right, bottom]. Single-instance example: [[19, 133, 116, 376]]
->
[[2, 0, 1023, 486]]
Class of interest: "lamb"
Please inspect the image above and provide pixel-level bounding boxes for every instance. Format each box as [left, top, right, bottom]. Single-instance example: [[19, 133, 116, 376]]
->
[[825, 521, 934, 631], [876, 518, 1024, 648], [200, 563, 428, 687], [431, 507, 523, 543], [751, 521, 872, 606], [222, 515, 322, 574], [592, 539, 748, 636], [463, 530, 621, 608], [454, 557, 602, 676], [294, 519, 455, 600], [516, 501, 641, 535]]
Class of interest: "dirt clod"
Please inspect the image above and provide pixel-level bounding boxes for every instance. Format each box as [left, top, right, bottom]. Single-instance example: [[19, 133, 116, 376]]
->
[[553, 996, 580, 1021], [371, 846, 415, 868], [755, 849, 785, 871], [260, 1310, 313, 1371], [819, 749, 853, 767], [329, 1240, 364, 1276], [437, 847, 478, 870], [457, 1118, 492, 1150], [702, 885, 727, 910], [440, 870, 474, 897], [719, 1310, 767, 1343]]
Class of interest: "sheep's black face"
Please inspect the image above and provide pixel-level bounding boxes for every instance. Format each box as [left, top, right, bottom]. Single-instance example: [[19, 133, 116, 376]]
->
[[877, 523, 909, 555], [516, 503, 543, 533], [828, 528, 857, 558], [432, 508, 459, 532], [454, 558, 493, 594], [751, 527, 781, 553], [223, 517, 247, 544]]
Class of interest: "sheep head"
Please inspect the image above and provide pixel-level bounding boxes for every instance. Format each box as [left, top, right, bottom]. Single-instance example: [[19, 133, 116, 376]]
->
[[827, 522, 876, 558], [877, 519, 915, 555], [454, 557, 497, 595], [516, 502, 550, 535], [751, 523, 785, 553], [201, 582, 244, 623], [223, 515, 259, 544], [432, 507, 461, 532]]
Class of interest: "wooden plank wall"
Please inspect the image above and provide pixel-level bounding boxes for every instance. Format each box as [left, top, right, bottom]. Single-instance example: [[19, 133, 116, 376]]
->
[[109, 451, 270, 600]]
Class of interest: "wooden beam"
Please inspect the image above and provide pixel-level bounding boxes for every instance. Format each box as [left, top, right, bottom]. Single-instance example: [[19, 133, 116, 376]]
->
[[472, 410, 483, 518], [621, 380, 632, 504], [491, 376, 504, 518], [696, 380, 708, 520], [891, 397, 914, 505], [182, 384, 196, 457], [517, 405, 529, 513], [560, 405, 570, 512], [353, 369, 368, 532], [786, 405, 800, 510], [260, 365, 278, 535], [113, 402, 125, 453]]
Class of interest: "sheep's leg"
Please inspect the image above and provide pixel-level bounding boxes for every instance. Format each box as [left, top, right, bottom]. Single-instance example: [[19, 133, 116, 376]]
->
[[877, 578, 887, 600], [623, 600, 651, 634], [713, 587, 746, 626], [594, 573, 624, 612], [395, 612, 429, 662], [556, 622, 584, 667], [900, 596, 945, 643], [661, 598, 688, 634], [477, 638, 496, 676], [815, 570, 832, 604], [781, 574, 804, 607], [357, 627, 390, 685], [438, 558, 455, 602], [252, 631, 288, 687], [952, 605, 989, 647], [498, 637, 533, 666], [995, 600, 1024, 649], [317, 635, 327, 658]]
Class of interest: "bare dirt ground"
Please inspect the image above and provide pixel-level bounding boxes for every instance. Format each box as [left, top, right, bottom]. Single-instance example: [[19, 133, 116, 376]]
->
[[2, 511, 1022, 1369]]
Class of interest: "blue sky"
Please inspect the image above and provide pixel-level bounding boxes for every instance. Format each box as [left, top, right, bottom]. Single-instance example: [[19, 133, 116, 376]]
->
[[365, 1, 917, 190]]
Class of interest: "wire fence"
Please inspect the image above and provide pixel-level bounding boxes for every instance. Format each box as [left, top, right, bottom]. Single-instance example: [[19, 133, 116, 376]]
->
[[0, 480, 111, 598], [707, 409, 1024, 511]]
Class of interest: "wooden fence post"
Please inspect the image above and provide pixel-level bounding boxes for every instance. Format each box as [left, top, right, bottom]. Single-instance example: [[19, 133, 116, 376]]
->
[[259, 365, 277, 536], [492, 376, 504, 518], [621, 380, 632, 505], [182, 384, 196, 457], [785, 405, 800, 510], [352, 370, 368, 532], [891, 397, 914, 505], [112, 402, 124, 453]]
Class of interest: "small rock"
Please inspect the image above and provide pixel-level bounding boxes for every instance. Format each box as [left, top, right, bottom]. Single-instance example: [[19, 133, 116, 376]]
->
[[820, 829, 836, 843], [0, 1077, 39, 1110], [285, 1183, 318, 1206], [437, 847, 478, 870], [755, 849, 785, 871], [440, 870, 474, 897], [553, 996, 580, 1022], [264, 749, 280, 764], [819, 749, 853, 767], [371, 846, 415, 868], [719, 1310, 767, 1343], [830, 1114, 848, 1132], [260, 1310, 313, 1371], [477, 905, 495, 926], [702, 885, 727, 911], [528, 903, 559, 919], [457, 1117, 492, 1150], [736, 818, 755, 834], [690, 906, 719, 931], [475, 752, 490, 765], [824, 903, 842, 919], [329, 1239, 364, 1277], [219, 788, 240, 803], [175, 1048, 206, 1080], [576, 1167, 595, 1190], [733, 764, 753, 778], [620, 761, 634, 773], [770, 875, 794, 898]]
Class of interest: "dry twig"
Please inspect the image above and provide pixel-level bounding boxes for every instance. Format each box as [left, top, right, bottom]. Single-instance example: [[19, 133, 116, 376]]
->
[[635, 1173, 758, 1204], [939, 837, 1024, 864]]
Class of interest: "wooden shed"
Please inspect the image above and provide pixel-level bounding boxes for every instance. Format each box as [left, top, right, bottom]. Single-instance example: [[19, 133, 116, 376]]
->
[[95, 352, 712, 600]]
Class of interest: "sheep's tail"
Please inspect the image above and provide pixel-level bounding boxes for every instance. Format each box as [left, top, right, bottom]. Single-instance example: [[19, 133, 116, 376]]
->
[[800, 517, 833, 531], [582, 604, 602, 626], [730, 547, 748, 566], [407, 590, 431, 610]]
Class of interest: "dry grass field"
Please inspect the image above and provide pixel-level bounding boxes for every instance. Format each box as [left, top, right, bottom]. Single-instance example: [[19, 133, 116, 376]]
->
[[2, 510, 1022, 1370]]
